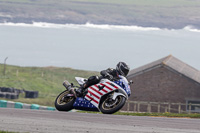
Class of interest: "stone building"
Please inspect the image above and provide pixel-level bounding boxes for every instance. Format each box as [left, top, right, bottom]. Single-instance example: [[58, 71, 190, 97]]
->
[[125, 55, 200, 113]]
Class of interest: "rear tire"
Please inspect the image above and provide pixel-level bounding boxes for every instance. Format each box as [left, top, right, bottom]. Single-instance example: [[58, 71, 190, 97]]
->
[[55, 90, 75, 111], [99, 95, 126, 114]]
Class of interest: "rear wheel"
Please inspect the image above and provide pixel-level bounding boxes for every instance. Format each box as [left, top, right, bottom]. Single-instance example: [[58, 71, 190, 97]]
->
[[99, 95, 126, 114], [55, 90, 75, 111]]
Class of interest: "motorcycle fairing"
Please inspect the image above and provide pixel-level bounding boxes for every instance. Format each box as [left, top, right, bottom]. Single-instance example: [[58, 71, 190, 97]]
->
[[73, 76, 131, 111], [114, 75, 131, 96], [75, 77, 87, 86], [84, 79, 119, 109], [73, 97, 99, 111]]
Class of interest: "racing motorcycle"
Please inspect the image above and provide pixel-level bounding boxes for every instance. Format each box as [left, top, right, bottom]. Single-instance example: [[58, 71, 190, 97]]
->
[[55, 75, 132, 114]]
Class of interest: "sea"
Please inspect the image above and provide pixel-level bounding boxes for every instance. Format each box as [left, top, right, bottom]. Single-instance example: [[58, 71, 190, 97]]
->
[[0, 22, 200, 72]]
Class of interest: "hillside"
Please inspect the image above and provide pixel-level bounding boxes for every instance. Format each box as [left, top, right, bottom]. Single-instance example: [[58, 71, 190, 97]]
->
[[0, 64, 98, 106], [0, 0, 200, 29]]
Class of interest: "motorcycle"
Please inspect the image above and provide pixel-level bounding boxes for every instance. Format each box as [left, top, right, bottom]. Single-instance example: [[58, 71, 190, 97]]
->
[[55, 75, 132, 114]]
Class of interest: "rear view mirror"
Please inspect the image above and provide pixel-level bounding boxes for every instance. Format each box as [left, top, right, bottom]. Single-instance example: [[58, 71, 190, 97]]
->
[[129, 80, 133, 85]]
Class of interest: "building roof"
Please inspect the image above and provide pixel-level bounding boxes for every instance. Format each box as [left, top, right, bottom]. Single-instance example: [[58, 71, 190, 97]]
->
[[127, 55, 200, 84]]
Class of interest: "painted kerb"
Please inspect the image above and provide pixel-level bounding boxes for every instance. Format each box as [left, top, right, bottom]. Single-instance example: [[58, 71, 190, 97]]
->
[[0, 100, 56, 111]]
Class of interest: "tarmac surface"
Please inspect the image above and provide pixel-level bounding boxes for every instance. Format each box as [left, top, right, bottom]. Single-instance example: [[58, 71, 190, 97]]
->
[[0, 108, 200, 133]]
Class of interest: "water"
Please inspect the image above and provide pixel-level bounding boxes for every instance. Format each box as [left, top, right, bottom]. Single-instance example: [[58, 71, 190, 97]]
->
[[0, 22, 200, 71]]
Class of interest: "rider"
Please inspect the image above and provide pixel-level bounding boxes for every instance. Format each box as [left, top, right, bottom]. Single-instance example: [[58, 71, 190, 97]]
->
[[76, 62, 130, 96]]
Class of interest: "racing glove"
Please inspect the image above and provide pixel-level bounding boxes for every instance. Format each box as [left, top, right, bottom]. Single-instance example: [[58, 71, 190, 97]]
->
[[104, 74, 113, 80]]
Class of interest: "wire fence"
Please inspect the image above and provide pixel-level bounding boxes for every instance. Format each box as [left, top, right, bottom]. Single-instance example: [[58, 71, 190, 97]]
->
[[125, 101, 200, 114]]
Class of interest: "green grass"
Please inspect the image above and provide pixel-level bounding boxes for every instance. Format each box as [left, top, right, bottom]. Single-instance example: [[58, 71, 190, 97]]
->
[[0, 131, 19, 133], [115, 112, 200, 118], [79, 111, 200, 118], [0, 64, 98, 106]]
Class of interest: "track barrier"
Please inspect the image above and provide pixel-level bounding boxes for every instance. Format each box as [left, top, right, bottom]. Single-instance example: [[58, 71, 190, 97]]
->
[[0, 100, 56, 111], [0, 87, 39, 99]]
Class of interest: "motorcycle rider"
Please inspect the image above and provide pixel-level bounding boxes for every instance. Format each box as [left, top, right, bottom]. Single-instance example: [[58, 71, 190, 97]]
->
[[76, 62, 130, 96]]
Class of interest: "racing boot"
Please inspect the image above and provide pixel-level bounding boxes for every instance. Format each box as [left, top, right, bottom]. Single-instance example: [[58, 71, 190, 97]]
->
[[76, 83, 87, 97], [76, 87, 83, 97]]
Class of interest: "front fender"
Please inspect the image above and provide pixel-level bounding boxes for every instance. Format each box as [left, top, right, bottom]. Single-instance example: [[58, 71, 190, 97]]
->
[[112, 88, 128, 100]]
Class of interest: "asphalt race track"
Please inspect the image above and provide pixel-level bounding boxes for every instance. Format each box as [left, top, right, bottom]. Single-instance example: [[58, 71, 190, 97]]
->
[[0, 108, 200, 133]]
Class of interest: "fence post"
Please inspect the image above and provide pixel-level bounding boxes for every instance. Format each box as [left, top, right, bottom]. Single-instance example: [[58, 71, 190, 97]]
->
[[189, 103, 192, 114], [157, 103, 160, 113], [168, 103, 171, 113], [178, 103, 181, 114], [134, 103, 137, 112], [3, 57, 8, 76], [16, 70, 19, 77], [137, 102, 140, 112], [127, 101, 130, 112], [165, 106, 168, 113], [147, 102, 151, 113]]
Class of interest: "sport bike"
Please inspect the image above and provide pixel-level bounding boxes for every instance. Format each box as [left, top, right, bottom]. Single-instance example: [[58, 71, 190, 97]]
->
[[55, 75, 132, 114]]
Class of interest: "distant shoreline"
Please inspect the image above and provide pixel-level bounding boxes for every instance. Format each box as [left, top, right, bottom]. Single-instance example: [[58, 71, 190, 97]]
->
[[1, 0, 200, 30], [0, 21, 200, 32], [1, 20, 200, 30]]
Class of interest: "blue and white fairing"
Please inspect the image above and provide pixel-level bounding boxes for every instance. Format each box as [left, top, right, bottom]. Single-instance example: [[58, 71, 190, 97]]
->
[[114, 75, 131, 96], [73, 97, 99, 111]]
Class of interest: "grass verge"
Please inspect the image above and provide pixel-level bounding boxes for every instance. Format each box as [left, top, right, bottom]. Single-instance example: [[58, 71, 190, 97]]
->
[[0, 131, 19, 133], [78, 111, 200, 118], [0, 64, 98, 107]]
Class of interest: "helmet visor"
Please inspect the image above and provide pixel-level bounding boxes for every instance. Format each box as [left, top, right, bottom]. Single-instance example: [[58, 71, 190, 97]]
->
[[121, 67, 129, 77]]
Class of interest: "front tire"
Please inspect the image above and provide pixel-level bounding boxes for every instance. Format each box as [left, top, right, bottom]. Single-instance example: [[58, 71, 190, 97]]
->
[[55, 90, 75, 111], [99, 95, 126, 114]]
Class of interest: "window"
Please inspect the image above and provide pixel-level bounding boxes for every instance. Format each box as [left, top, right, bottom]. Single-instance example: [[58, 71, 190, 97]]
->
[[186, 100, 200, 113]]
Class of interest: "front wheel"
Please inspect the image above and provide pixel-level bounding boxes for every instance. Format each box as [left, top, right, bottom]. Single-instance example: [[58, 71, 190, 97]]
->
[[55, 90, 75, 111], [99, 95, 126, 114]]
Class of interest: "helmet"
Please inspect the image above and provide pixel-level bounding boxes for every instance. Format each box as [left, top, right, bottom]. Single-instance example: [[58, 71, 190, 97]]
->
[[116, 62, 130, 77]]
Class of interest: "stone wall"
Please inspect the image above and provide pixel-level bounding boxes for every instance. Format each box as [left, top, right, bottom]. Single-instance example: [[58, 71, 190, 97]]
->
[[124, 66, 200, 112]]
